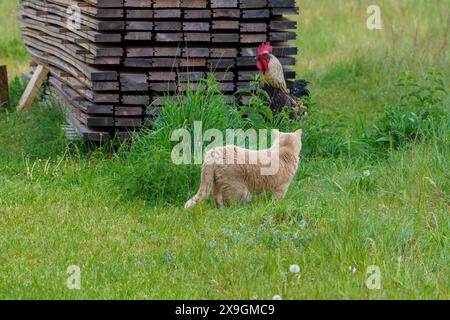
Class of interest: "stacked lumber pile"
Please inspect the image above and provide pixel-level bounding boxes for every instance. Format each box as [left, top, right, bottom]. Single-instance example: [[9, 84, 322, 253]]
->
[[19, 0, 298, 141]]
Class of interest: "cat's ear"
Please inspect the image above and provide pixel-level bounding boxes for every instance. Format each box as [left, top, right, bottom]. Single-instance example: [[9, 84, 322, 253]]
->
[[296, 129, 303, 137]]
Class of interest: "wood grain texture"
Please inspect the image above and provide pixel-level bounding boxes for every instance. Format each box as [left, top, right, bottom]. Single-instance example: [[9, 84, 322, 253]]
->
[[0, 65, 8, 107], [17, 65, 49, 111]]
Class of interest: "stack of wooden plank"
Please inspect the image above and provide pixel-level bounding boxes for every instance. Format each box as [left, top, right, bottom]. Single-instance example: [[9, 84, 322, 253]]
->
[[19, 0, 298, 141]]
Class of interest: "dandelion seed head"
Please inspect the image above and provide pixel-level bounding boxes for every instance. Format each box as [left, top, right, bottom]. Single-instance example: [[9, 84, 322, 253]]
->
[[272, 295, 282, 300], [289, 264, 300, 273]]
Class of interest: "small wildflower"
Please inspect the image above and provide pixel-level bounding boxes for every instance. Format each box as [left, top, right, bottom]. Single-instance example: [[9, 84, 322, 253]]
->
[[363, 170, 371, 177], [299, 219, 307, 229], [272, 295, 282, 300], [289, 264, 300, 273], [349, 266, 357, 273], [208, 240, 217, 248]]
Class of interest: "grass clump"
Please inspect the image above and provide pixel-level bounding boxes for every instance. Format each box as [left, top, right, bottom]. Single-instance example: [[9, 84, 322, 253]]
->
[[300, 71, 449, 161], [364, 71, 449, 152], [113, 77, 245, 204], [0, 37, 28, 61]]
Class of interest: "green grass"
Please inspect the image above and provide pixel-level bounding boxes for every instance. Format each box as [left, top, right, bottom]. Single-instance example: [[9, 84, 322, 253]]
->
[[0, 0, 29, 78], [0, 1, 449, 299]]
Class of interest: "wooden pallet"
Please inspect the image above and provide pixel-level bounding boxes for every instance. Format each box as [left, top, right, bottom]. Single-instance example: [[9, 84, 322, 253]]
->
[[19, 0, 298, 140]]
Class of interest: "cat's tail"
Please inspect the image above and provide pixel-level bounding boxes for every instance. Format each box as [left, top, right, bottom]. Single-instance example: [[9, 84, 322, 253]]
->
[[184, 164, 215, 209]]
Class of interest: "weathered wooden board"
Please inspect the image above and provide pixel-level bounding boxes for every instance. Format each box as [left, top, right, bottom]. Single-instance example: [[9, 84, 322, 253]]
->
[[0, 65, 8, 107], [17, 65, 49, 111]]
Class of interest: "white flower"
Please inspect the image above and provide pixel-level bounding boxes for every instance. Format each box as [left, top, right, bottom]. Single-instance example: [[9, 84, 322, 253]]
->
[[349, 266, 357, 273], [289, 264, 300, 273], [299, 219, 307, 229], [208, 240, 217, 248], [363, 170, 371, 177], [272, 295, 282, 300]]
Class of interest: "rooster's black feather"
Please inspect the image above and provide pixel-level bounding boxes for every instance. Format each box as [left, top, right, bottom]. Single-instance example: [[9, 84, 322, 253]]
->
[[262, 79, 310, 115]]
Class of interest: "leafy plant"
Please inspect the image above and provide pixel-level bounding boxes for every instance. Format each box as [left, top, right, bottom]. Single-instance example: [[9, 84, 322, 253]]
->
[[364, 71, 448, 153]]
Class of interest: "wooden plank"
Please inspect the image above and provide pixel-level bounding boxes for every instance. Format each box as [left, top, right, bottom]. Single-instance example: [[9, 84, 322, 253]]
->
[[182, 0, 207, 8], [125, 32, 153, 41], [213, 9, 240, 18], [271, 19, 297, 30], [66, 107, 111, 141], [124, 0, 152, 8], [120, 73, 149, 91], [122, 95, 150, 105], [212, 33, 239, 43], [269, 0, 296, 8], [126, 21, 153, 31], [272, 7, 299, 15], [241, 23, 267, 33], [148, 71, 177, 81], [184, 22, 210, 32], [242, 9, 270, 19], [240, 0, 268, 8], [184, 33, 211, 42], [240, 44, 298, 56], [154, 0, 181, 7], [183, 48, 209, 58], [17, 65, 49, 111], [210, 48, 238, 58], [154, 9, 182, 18], [85, 0, 123, 8], [212, 0, 238, 8], [0, 65, 8, 107], [184, 9, 211, 19], [240, 34, 267, 43], [270, 31, 296, 41], [126, 9, 153, 18], [115, 106, 143, 116], [155, 21, 182, 31], [179, 72, 206, 82], [115, 118, 143, 127], [212, 21, 240, 30]]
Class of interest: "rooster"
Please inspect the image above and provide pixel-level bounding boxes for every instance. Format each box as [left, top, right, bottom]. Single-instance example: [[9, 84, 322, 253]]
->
[[256, 42, 309, 117]]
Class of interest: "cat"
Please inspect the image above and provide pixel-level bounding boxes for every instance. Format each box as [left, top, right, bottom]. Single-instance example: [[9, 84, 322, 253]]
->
[[185, 129, 303, 208]]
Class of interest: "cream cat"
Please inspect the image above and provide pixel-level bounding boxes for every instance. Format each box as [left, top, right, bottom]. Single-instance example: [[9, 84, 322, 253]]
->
[[185, 129, 303, 208]]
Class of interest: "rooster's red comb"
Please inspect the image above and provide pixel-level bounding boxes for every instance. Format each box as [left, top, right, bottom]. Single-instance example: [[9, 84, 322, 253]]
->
[[257, 42, 273, 56]]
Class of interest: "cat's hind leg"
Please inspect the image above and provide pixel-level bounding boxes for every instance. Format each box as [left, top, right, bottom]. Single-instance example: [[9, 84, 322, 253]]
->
[[213, 185, 224, 209], [221, 183, 250, 206]]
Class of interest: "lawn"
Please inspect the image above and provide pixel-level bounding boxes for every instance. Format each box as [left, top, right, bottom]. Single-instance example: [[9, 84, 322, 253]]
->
[[0, 0, 448, 299]]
